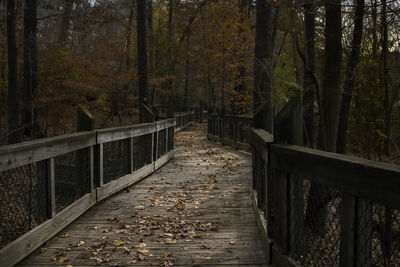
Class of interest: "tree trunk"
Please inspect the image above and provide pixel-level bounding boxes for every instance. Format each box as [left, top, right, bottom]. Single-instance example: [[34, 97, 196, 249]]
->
[[303, 0, 315, 147], [306, 0, 342, 235], [382, 0, 391, 156], [184, 35, 190, 111], [337, 0, 365, 154], [253, 0, 273, 132], [320, 0, 342, 152], [137, 0, 150, 123], [166, 0, 175, 117], [125, 4, 134, 69], [22, 0, 38, 139], [371, 0, 378, 56], [148, 0, 155, 106], [0, 1, 6, 82], [7, 0, 21, 144]]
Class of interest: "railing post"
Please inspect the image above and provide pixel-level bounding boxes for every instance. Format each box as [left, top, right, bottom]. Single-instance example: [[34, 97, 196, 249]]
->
[[172, 125, 175, 150], [155, 123, 159, 159], [89, 146, 95, 191], [151, 132, 155, 167], [47, 158, 56, 218], [271, 91, 304, 256], [340, 194, 372, 267], [252, 149, 257, 191], [77, 105, 94, 197], [129, 137, 134, 173], [234, 120, 238, 143], [219, 117, 223, 141], [165, 126, 168, 153], [94, 143, 103, 187]]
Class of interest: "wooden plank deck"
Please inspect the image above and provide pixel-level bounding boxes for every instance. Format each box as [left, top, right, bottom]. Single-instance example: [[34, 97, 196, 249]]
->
[[18, 123, 268, 267]]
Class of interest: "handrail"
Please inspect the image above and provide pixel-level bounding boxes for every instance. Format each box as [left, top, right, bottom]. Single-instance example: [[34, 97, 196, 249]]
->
[[0, 112, 195, 267], [207, 114, 253, 150], [207, 114, 400, 267], [269, 143, 400, 208], [0, 131, 97, 171], [249, 127, 400, 267]]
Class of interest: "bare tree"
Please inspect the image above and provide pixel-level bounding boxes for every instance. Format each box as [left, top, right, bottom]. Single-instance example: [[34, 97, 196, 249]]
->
[[303, 0, 316, 147], [306, 0, 342, 234], [7, 0, 20, 144], [22, 0, 38, 139], [253, 0, 273, 131], [382, 0, 390, 155], [137, 0, 150, 123], [337, 0, 365, 154]]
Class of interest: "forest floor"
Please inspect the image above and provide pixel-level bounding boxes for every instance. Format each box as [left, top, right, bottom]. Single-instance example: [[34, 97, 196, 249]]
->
[[18, 123, 268, 267]]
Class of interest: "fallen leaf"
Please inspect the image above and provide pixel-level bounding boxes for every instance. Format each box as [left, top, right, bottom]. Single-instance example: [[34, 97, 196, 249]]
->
[[229, 241, 236, 245], [113, 239, 129, 246], [40, 247, 47, 253], [103, 226, 113, 233], [164, 238, 177, 244], [61, 234, 72, 238], [58, 256, 69, 262]]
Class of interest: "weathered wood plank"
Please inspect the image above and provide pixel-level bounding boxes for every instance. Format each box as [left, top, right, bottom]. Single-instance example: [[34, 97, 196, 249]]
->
[[97, 123, 156, 144], [154, 150, 174, 169], [252, 190, 272, 263], [269, 144, 400, 209], [18, 124, 268, 267], [0, 132, 96, 171], [47, 158, 56, 218], [96, 164, 154, 202], [156, 119, 176, 131], [248, 128, 273, 154], [0, 193, 96, 267]]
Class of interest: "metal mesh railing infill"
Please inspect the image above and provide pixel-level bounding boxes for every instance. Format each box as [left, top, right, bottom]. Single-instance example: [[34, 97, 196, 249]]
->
[[55, 149, 91, 212], [0, 116, 188, 263], [245, 125, 400, 267], [0, 161, 48, 249], [103, 139, 130, 184]]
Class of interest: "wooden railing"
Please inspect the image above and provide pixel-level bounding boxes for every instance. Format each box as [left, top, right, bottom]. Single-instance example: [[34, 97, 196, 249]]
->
[[207, 116, 400, 267], [174, 112, 195, 130], [0, 114, 195, 267], [207, 114, 252, 150]]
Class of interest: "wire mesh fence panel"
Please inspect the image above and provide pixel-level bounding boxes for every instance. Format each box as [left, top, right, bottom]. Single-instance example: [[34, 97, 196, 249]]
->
[[178, 117, 183, 128], [0, 161, 48, 249], [132, 134, 153, 170], [212, 117, 218, 135], [289, 179, 342, 266], [54, 148, 90, 212], [167, 127, 174, 152], [239, 119, 252, 143], [153, 133, 157, 163], [223, 120, 233, 139], [143, 134, 153, 165], [210, 117, 217, 135], [158, 129, 167, 158], [367, 203, 400, 266], [103, 139, 130, 184]]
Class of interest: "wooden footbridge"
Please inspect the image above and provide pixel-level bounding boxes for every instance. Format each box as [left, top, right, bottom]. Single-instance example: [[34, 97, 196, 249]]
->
[[1, 112, 400, 267]]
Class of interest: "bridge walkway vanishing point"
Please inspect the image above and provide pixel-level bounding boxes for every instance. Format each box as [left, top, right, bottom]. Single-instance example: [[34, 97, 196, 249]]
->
[[18, 123, 269, 267]]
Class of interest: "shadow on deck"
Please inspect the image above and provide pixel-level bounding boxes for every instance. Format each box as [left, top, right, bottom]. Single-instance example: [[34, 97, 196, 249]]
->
[[18, 124, 268, 266]]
